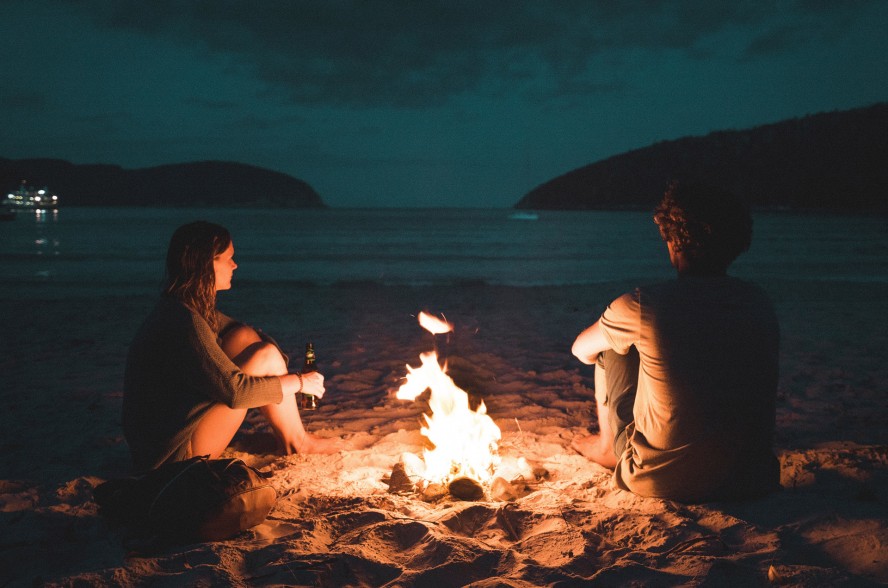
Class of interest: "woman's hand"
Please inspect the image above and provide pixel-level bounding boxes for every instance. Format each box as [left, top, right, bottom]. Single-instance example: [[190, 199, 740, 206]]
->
[[281, 371, 325, 399], [300, 371, 325, 399]]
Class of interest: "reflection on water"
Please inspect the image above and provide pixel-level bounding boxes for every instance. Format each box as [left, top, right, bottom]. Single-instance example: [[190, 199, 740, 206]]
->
[[31, 209, 62, 258]]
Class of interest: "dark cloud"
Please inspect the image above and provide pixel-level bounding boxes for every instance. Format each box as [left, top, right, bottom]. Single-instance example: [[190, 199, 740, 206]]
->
[[742, 1, 870, 58], [744, 24, 813, 58], [50, 0, 874, 108], [183, 97, 241, 110], [72, 112, 122, 135], [0, 90, 48, 112], [228, 113, 308, 132]]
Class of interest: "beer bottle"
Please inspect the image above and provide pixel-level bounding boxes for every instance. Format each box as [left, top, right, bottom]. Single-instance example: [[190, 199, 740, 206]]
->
[[300, 342, 318, 410]]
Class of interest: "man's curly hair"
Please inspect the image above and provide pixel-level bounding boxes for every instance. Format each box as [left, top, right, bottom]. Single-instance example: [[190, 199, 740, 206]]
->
[[653, 181, 752, 273]]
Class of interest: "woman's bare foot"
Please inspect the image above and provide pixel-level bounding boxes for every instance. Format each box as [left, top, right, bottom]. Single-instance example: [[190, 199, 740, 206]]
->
[[571, 433, 617, 469], [284, 433, 347, 455]]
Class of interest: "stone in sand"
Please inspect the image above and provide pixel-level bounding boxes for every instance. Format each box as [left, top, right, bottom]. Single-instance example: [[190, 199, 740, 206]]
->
[[489, 476, 521, 501], [421, 483, 448, 502], [386, 462, 415, 494], [448, 476, 485, 501]]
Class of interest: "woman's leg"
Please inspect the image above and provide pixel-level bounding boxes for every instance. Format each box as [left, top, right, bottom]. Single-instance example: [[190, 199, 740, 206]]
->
[[187, 325, 262, 458], [190, 404, 249, 459], [217, 323, 342, 454]]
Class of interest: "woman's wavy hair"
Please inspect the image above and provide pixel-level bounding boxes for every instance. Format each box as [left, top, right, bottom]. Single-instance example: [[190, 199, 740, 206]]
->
[[653, 181, 752, 273], [163, 221, 231, 332]]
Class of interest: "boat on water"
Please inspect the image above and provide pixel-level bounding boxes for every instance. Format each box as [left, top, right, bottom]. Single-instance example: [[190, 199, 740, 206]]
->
[[3, 182, 60, 210]]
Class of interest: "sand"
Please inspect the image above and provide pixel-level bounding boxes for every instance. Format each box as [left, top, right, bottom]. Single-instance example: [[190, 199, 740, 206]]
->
[[1, 278, 886, 586]]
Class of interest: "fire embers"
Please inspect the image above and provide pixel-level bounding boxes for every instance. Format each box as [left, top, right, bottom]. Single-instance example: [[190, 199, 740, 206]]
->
[[385, 452, 549, 502]]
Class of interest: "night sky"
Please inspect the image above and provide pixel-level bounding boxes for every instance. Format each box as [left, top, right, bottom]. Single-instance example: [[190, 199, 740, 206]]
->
[[3, 1, 887, 208]]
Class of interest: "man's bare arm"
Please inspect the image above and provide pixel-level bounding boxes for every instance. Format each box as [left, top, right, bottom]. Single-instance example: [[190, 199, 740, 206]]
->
[[572, 321, 610, 365]]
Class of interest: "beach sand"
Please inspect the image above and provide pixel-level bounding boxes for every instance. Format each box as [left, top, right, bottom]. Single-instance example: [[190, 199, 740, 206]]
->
[[1, 278, 886, 586]]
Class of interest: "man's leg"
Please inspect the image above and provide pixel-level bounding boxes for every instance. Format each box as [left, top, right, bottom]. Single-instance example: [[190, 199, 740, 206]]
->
[[603, 347, 639, 459], [572, 366, 619, 467], [572, 348, 639, 467]]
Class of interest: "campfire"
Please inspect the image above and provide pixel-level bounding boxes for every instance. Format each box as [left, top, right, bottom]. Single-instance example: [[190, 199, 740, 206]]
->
[[390, 312, 536, 501]]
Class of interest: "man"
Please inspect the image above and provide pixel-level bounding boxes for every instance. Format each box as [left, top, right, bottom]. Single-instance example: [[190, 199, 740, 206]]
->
[[571, 182, 780, 502]]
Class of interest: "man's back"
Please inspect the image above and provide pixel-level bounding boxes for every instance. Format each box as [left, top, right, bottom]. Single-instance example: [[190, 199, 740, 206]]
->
[[601, 276, 780, 502]]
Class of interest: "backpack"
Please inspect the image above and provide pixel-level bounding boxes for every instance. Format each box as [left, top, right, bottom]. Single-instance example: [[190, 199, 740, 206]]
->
[[94, 456, 277, 543]]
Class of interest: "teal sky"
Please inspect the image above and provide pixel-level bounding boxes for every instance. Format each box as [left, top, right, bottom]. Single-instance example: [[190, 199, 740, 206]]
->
[[2, 1, 887, 207]]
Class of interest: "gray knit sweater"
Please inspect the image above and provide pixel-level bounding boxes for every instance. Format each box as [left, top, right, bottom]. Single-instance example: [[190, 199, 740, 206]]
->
[[123, 297, 285, 471]]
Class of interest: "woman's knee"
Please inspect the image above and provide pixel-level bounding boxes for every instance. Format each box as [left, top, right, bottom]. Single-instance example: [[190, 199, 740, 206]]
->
[[238, 341, 287, 376], [220, 324, 263, 359]]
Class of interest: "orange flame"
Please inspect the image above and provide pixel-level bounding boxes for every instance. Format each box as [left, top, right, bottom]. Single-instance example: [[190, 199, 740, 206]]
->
[[397, 313, 501, 485], [417, 311, 453, 334]]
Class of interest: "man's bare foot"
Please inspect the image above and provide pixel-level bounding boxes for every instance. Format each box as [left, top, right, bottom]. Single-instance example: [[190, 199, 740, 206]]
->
[[571, 433, 617, 469]]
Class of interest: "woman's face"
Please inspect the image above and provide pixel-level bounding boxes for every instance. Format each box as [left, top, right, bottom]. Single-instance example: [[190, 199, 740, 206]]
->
[[213, 242, 237, 291]]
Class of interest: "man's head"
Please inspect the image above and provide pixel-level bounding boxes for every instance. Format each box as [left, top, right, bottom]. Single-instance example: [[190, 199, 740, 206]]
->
[[653, 181, 752, 275]]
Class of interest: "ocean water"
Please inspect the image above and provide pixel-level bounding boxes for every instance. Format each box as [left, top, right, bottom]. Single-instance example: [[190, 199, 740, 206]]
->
[[0, 207, 886, 292]]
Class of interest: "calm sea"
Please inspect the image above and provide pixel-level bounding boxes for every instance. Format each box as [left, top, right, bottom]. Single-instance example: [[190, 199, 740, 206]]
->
[[0, 207, 886, 292]]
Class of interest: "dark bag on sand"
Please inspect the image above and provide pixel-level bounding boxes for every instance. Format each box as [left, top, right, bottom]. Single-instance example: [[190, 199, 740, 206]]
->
[[94, 456, 277, 542]]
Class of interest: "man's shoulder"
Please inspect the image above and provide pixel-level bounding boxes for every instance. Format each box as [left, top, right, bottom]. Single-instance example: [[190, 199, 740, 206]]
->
[[606, 290, 641, 312], [639, 276, 769, 297]]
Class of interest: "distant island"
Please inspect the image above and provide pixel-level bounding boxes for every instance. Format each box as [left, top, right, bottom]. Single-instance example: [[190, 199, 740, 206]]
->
[[516, 103, 888, 212], [0, 159, 325, 208]]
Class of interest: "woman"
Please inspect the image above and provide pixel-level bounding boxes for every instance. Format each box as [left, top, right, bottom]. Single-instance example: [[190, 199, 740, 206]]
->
[[123, 221, 340, 471]]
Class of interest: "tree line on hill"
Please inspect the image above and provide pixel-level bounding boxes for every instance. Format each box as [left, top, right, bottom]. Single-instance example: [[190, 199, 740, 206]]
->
[[0, 159, 325, 208], [516, 103, 888, 212]]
